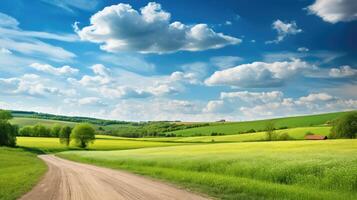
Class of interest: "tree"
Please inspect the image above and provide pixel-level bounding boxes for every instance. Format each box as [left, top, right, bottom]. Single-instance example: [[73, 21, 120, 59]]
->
[[330, 112, 357, 139], [0, 110, 12, 121], [59, 126, 72, 146], [19, 126, 34, 136], [0, 110, 17, 147], [51, 124, 62, 137], [32, 124, 51, 137], [265, 121, 276, 141], [71, 123, 95, 148]]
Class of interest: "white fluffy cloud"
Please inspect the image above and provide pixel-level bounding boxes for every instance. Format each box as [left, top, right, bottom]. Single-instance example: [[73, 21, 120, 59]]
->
[[30, 63, 79, 76], [205, 59, 310, 88], [98, 86, 152, 99], [205, 91, 357, 120], [329, 65, 357, 78], [266, 19, 302, 44], [110, 99, 203, 121], [298, 93, 334, 102], [69, 64, 111, 86], [0, 74, 74, 96], [221, 91, 283, 104], [308, 0, 357, 23], [75, 2, 241, 53]]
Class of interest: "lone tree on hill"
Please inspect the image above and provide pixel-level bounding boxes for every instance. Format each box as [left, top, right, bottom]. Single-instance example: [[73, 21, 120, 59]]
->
[[59, 126, 72, 146], [265, 121, 276, 141], [71, 123, 95, 148], [330, 112, 357, 139], [0, 110, 17, 147]]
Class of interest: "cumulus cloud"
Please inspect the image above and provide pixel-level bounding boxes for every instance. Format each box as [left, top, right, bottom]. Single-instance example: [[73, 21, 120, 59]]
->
[[74, 2, 241, 53], [78, 97, 106, 106], [110, 99, 203, 121], [298, 93, 334, 102], [30, 63, 79, 76], [266, 19, 302, 44], [69, 64, 111, 86], [98, 86, 152, 99], [220, 91, 283, 104], [0, 74, 74, 96], [205, 59, 310, 88], [307, 0, 357, 23], [205, 90, 357, 120], [203, 100, 232, 113], [329, 65, 357, 78]]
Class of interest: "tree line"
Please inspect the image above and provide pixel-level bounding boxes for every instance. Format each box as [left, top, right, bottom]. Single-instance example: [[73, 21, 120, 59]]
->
[[1, 110, 96, 148]]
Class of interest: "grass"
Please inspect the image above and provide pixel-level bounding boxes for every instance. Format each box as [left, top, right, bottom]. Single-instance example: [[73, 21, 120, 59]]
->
[[58, 139, 357, 200], [168, 111, 348, 136], [10, 117, 76, 128], [135, 126, 331, 143], [0, 147, 47, 200], [16, 135, 189, 153]]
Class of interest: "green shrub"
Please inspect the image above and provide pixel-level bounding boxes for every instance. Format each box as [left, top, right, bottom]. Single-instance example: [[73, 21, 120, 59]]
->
[[278, 133, 293, 141], [0, 110, 17, 147], [71, 123, 95, 148], [330, 112, 357, 138]]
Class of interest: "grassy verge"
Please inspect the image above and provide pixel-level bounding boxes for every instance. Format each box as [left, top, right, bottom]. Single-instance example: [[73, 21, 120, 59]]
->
[[0, 147, 46, 200], [58, 139, 357, 200]]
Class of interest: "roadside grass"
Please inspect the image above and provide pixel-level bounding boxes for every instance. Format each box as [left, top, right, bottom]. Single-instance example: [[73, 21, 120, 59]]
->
[[0, 147, 46, 200], [16, 136, 189, 153], [168, 111, 346, 136], [132, 126, 331, 143], [59, 139, 357, 200]]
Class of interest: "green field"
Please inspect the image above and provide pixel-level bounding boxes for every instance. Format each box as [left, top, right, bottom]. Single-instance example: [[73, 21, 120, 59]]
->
[[0, 147, 46, 200], [59, 139, 357, 200], [10, 117, 76, 128], [135, 126, 331, 143], [168, 111, 346, 136], [16, 136, 189, 153]]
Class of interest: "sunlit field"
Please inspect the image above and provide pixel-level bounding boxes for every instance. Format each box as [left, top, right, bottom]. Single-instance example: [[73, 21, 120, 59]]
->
[[59, 139, 357, 200], [135, 126, 331, 142], [16, 136, 189, 153], [0, 147, 46, 200], [10, 117, 76, 128]]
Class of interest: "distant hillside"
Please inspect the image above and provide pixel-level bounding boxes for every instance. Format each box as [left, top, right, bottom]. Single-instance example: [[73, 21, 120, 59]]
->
[[10, 110, 134, 126], [8, 110, 355, 138], [168, 111, 354, 136]]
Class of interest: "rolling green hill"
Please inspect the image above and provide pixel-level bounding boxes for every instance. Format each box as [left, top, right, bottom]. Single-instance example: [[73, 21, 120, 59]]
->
[[10, 117, 77, 128], [8, 110, 355, 138], [168, 111, 351, 136]]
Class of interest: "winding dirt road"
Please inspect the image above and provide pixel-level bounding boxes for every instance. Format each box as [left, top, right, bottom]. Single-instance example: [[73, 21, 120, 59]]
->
[[20, 155, 208, 200]]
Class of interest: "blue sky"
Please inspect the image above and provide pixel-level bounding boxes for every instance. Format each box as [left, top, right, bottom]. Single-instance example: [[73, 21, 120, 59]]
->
[[0, 0, 356, 121]]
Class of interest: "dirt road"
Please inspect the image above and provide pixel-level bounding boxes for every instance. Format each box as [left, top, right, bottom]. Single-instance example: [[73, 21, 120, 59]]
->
[[20, 155, 209, 200]]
